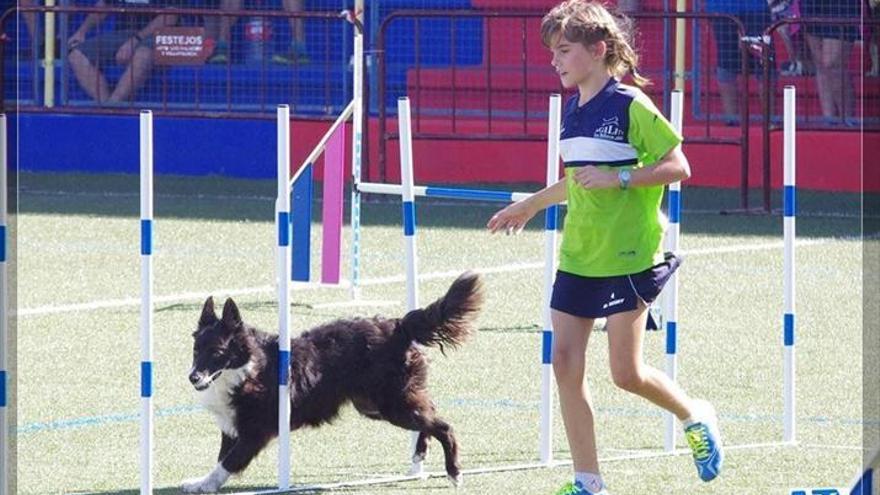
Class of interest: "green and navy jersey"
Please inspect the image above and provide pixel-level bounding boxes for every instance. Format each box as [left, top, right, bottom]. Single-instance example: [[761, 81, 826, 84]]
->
[[558, 77, 682, 277]]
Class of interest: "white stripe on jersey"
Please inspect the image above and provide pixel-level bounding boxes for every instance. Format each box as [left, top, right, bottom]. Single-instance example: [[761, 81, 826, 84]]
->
[[559, 136, 638, 164]]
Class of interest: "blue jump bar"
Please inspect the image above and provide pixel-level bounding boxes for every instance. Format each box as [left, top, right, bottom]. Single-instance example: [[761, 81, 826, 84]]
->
[[784, 313, 795, 346], [784, 185, 797, 218], [141, 361, 153, 398], [0, 225, 6, 262], [669, 190, 681, 223], [140, 220, 152, 256], [403, 201, 416, 236], [278, 350, 290, 385], [666, 321, 677, 354], [542, 330, 553, 364], [424, 187, 515, 203], [545, 205, 558, 231], [292, 164, 312, 282]]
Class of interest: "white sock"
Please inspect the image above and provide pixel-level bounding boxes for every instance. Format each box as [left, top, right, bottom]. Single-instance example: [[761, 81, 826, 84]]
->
[[683, 399, 711, 427], [575, 472, 604, 493]]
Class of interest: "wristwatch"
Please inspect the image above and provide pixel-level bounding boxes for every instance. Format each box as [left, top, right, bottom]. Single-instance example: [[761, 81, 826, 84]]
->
[[618, 169, 632, 190]]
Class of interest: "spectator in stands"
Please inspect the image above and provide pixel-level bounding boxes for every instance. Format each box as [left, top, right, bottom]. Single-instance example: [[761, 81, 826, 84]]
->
[[802, 0, 860, 124], [767, 0, 811, 76], [205, 0, 308, 64], [5, 0, 50, 58], [870, 0, 879, 77], [705, 0, 772, 125], [67, 0, 180, 103]]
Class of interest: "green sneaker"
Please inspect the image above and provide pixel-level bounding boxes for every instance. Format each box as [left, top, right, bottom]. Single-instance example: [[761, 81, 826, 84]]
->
[[555, 481, 609, 495], [208, 43, 230, 64], [684, 399, 724, 482]]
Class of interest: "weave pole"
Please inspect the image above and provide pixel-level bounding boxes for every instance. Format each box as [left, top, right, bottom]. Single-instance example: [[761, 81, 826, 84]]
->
[[398, 98, 419, 319], [349, 0, 365, 300], [663, 90, 683, 453], [783, 86, 796, 444], [139, 110, 154, 495], [539, 95, 561, 464], [0, 114, 9, 495], [276, 105, 292, 489], [396, 97, 424, 476]]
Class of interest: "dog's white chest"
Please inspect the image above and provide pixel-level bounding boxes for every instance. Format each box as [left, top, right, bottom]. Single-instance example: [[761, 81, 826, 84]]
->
[[195, 364, 252, 438]]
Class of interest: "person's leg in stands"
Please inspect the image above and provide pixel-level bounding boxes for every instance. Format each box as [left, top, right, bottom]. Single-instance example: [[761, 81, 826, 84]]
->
[[68, 46, 111, 102], [206, 0, 241, 63], [272, 0, 307, 64], [807, 33, 853, 120], [805, 33, 834, 119], [820, 37, 853, 120], [19, 0, 39, 54], [109, 44, 154, 102]]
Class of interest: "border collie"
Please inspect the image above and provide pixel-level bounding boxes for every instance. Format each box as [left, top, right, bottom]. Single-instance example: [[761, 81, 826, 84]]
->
[[182, 272, 484, 493]]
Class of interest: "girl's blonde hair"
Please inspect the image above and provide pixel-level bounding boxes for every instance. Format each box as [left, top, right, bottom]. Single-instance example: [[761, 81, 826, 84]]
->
[[541, 0, 650, 88]]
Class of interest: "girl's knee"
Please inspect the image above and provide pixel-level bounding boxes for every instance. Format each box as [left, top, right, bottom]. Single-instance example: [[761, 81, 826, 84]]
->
[[552, 350, 582, 386], [610, 364, 643, 392]]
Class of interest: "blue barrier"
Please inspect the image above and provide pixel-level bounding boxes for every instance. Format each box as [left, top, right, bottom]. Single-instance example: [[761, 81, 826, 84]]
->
[[18, 113, 277, 177]]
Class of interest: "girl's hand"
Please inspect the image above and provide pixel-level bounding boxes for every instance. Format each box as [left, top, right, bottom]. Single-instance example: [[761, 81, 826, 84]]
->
[[573, 166, 618, 189], [487, 200, 538, 235]]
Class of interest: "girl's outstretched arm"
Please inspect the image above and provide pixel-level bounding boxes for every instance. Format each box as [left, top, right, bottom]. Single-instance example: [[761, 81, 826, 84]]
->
[[487, 179, 567, 234], [574, 146, 691, 189]]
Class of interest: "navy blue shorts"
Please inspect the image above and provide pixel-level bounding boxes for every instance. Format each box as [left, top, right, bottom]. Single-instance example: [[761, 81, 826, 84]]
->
[[550, 252, 681, 319]]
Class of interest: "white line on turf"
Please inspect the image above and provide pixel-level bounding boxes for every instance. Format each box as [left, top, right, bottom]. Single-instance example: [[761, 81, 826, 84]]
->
[[17, 236, 858, 317]]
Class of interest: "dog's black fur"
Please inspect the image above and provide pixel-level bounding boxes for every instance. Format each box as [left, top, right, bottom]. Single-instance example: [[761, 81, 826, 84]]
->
[[182, 272, 484, 493]]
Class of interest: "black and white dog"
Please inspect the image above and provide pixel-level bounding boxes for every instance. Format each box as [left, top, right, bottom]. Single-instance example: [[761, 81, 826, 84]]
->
[[182, 272, 484, 493]]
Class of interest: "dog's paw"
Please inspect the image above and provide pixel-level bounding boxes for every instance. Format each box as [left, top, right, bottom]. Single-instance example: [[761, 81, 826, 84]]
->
[[181, 464, 230, 494], [180, 476, 221, 494], [408, 459, 427, 478], [447, 472, 463, 488]]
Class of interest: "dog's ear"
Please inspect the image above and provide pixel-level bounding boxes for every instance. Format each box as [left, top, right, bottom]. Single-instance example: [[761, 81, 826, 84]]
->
[[199, 296, 218, 327], [221, 298, 243, 330]]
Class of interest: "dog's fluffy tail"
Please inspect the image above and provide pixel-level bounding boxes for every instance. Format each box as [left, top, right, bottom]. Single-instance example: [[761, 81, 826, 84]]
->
[[398, 271, 484, 354]]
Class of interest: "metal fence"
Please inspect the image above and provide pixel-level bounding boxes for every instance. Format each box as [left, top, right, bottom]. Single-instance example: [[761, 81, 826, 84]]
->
[[2, 4, 357, 118], [376, 9, 754, 205], [756, 15, 877, 211]]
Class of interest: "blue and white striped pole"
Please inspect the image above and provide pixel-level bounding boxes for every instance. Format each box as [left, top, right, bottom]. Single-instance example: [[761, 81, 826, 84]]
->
[[539, 95, 561, 464], [139, 110, 154, 495], [663, 90, 683, 453], [398, 97, 419, 315], [397, 97, 423, 476], [783, 86, 796, 444], [349, 0, 365, 300], [276, 105, 293, 489], [0, 113, 9, 495]]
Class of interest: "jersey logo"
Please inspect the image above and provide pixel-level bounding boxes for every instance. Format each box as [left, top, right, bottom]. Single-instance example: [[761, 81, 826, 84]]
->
[[594, 116, 625, 142]]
